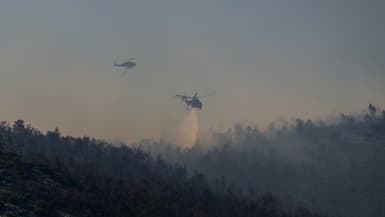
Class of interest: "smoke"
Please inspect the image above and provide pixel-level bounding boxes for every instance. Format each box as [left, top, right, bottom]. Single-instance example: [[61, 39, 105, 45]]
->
[[160, 108, 200, 148], [140, 105, 385, 217]]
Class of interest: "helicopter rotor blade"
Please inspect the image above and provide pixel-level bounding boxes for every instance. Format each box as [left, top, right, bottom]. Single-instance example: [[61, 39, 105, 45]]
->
[[198, 92, 215, 98], [175, 94, 192, 98]]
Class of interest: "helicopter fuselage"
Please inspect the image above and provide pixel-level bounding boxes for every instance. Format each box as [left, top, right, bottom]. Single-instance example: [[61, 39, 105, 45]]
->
[[114, 61, 136, 69], [185, 97, 202, 109]]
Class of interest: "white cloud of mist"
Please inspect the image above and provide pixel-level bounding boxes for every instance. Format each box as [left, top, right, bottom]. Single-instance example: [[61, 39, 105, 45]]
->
[[160, 108, 200, 148]]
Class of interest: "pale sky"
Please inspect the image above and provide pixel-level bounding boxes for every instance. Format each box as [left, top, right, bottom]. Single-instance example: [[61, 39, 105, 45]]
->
[[1, 0, 384, 142]]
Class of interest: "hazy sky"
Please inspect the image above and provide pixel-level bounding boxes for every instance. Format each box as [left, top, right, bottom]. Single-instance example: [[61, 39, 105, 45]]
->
[[1, 0, 384, 142]]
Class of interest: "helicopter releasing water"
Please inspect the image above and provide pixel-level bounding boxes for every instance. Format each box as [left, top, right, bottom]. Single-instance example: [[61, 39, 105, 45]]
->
[[175, 92, 212, 110]]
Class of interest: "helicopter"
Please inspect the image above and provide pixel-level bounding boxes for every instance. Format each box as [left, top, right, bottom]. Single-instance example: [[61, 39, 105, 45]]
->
[[114, 58, 136, 72], [175, 92, 210, 110]]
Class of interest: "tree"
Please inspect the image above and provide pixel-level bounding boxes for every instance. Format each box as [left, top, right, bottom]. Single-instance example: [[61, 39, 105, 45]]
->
[[369, 104, 376, 117]]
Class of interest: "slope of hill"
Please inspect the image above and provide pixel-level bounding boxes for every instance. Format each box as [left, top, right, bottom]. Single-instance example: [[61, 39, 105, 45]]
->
[[0, 152, 83, 217], [139, 105, 385, 217], [0, 123, 327, 217]]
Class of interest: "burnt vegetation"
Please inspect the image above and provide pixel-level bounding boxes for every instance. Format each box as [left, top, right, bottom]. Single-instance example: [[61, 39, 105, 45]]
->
[[0, 118, 328, 216], [138, 104, 385, 217], [1, 104, 383, 217]]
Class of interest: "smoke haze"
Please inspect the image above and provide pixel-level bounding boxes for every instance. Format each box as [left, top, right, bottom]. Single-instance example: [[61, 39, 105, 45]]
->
[[140, 105, 385, 217]]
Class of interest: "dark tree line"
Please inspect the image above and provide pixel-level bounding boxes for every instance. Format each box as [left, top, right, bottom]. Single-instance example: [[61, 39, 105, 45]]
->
[[0, 119, 328, 217], [137, 105, 385, 217]]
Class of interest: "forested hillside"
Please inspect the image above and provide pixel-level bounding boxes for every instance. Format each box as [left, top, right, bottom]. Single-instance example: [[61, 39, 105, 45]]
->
[[0, 119, 326, 217], [138, 105, 385, 217]]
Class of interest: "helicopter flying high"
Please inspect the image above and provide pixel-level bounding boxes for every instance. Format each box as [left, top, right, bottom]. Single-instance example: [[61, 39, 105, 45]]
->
[[175, 92, 208, 110], [114, 58, 136, 70]]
